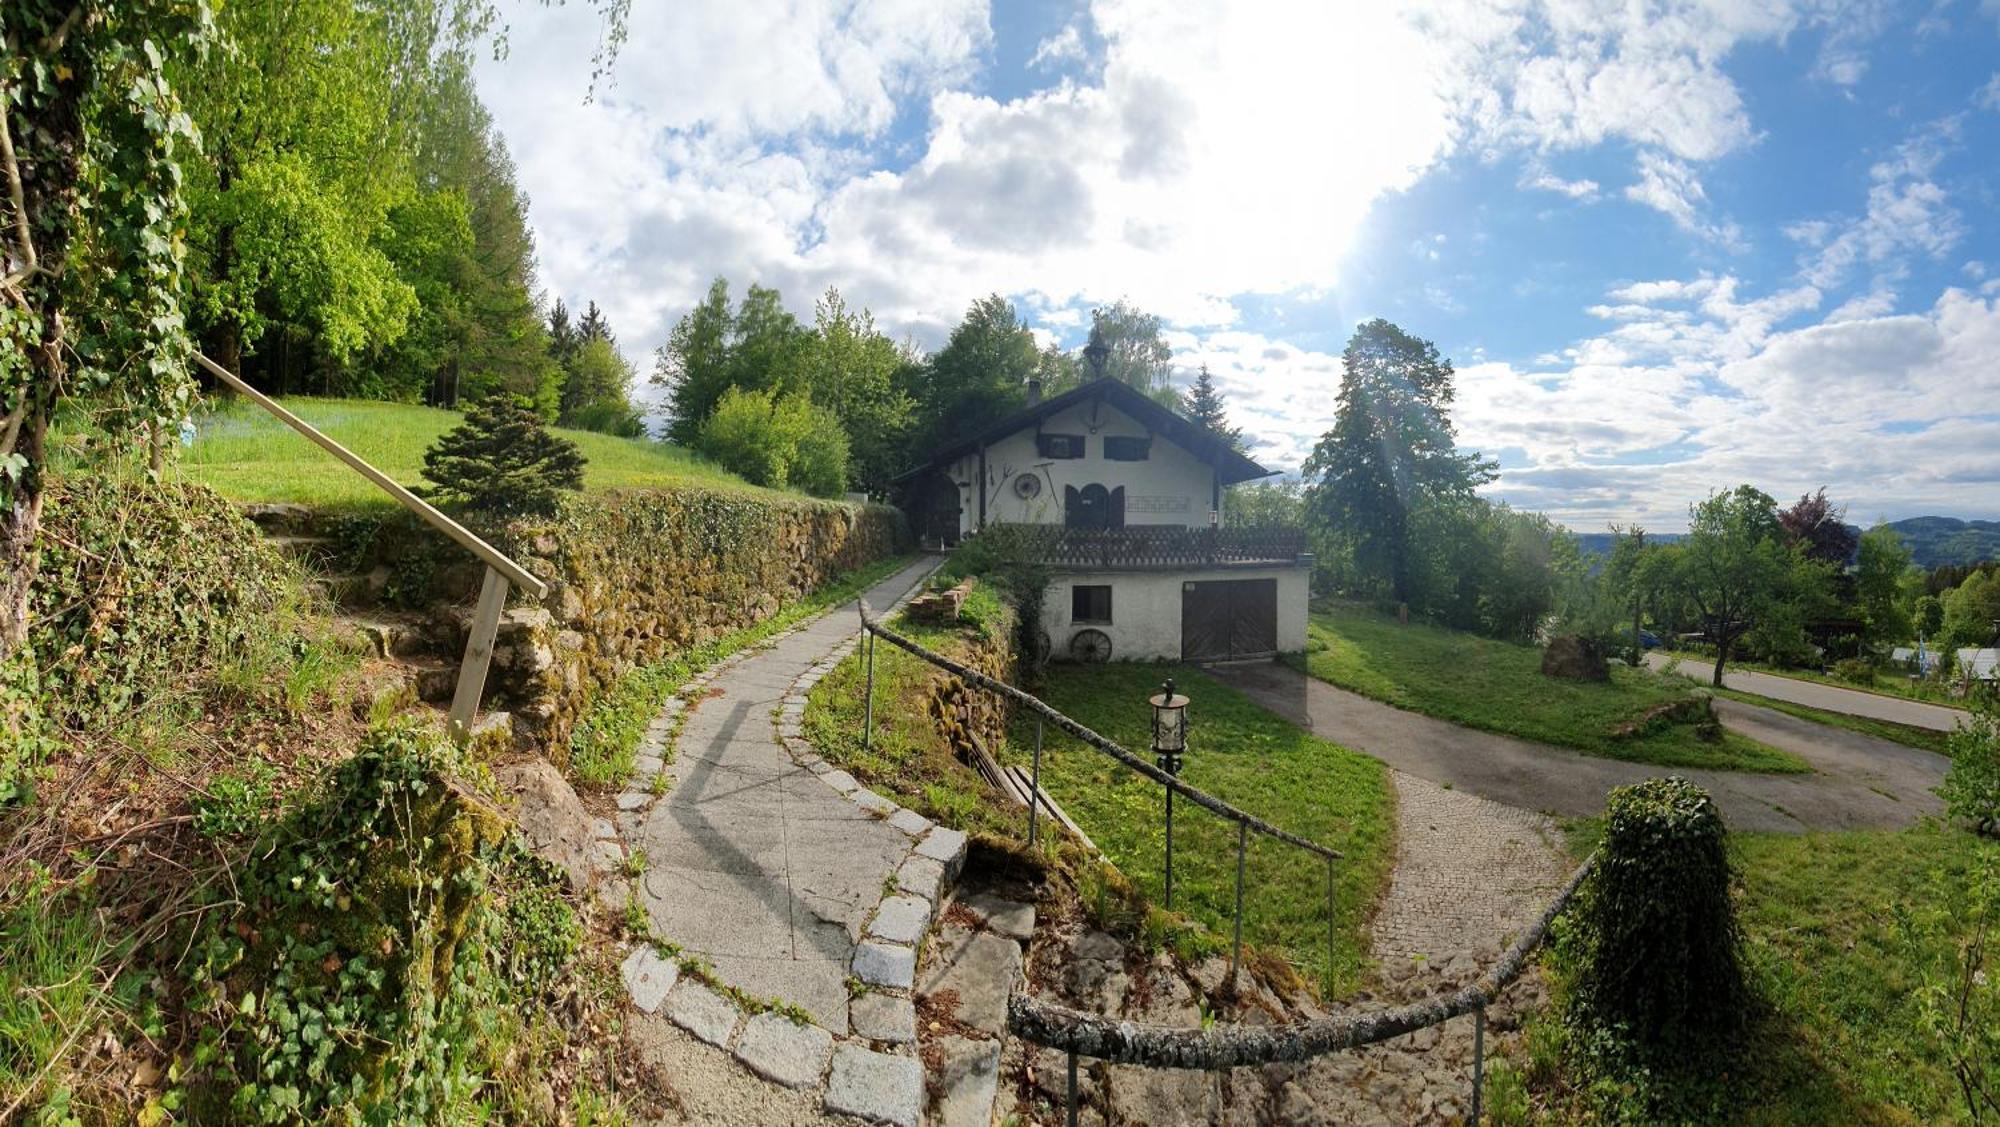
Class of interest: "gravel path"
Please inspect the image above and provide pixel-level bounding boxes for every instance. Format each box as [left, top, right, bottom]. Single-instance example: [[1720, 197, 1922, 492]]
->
[[1208, 661, 1948, 833], [1369, 771, 1570, 964], [1643, 652, 1972, 732]]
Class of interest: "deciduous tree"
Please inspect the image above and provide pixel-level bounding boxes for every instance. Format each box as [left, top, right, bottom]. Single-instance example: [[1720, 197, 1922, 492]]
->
[[1856, 524, 1915, 651], [1302, 319, 1494, 605], [1670, 485, 1793, 686], [1082, 299, 1177, 405]]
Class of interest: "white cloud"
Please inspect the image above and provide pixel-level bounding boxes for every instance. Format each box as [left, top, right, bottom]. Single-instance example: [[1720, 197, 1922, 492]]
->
[[1520, 161, 1600, 199], [1797, 118, 1967, 289], [1623, 151, 1743, 247], [1978, 72, 2000, 111], [1029, 23, 1087, 70]]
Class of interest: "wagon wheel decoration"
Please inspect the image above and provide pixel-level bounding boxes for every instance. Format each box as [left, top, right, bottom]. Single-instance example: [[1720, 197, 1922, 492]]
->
[[1013, 473, 1043, 499], [1069, 628, 1113, 663]]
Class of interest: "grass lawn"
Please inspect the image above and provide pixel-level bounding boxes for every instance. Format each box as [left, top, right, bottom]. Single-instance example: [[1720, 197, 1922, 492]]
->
[[174, 397, 777, 506], [999, 663, 1394, 995], [803, 585, 1035, 845], [1728, 822, 1998, 1122], [1291, 602, 1807, 773], [1522, 818, 1995, 1123], [1666, 649, 1969, 709]]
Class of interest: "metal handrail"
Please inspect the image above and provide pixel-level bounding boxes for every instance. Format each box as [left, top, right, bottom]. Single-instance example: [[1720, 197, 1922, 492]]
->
[[857, 601, 1339, 861], [195, 353, 546, 741]]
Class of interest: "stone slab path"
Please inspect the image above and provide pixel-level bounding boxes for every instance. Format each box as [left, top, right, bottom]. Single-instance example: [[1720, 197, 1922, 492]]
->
[[1644, 651, 1973, 732], [608, 555, 977, 1127], [1209, 661, 1948, 833], [1369, 771, 1570, 964]]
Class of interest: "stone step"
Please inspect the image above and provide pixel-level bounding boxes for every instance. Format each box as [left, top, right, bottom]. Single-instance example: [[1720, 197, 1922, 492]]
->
[[307, 567, 392, 609], [335, 613, 438, 660], [240, 501, 319, 536], [265, 533, 339, 564]]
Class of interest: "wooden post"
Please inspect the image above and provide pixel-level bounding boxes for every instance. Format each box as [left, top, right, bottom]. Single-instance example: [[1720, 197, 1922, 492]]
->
[[450, 565, 510, 744], [862, 630, 877, 754], [1066, 1050, 1079, 1127], [1028, 716, 1044, 848], [1231, 819, 1248, 981], [1471, 1005, 1486, 1123]]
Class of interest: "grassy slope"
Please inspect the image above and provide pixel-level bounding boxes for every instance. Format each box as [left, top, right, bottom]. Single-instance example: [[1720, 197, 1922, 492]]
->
[[179, 397, 777, 506], [1531, 819, 1994, 1123], [1667, 649, 1967, 709], [1001, 663, 1394, 994], [1709, 686, 1953, 756], [1731, 823, 1996, 1121], [1291, 603, 1808, 773]]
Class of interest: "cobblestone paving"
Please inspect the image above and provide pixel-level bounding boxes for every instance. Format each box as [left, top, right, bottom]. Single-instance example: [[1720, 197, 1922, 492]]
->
[[1369, 770, 1571, 963]]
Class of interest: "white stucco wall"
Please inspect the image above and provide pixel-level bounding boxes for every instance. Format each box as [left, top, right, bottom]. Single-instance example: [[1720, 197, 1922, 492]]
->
[[948, 399, 1221, 536], [1040, 565, 1309, 662]]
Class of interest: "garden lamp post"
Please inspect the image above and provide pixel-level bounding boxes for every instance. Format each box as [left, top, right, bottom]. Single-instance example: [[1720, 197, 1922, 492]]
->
[[1151, 678, 1189, 909]]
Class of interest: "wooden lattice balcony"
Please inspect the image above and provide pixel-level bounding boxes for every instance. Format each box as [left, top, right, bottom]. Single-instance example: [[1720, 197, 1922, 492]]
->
[[970, 523, 1310, 569]]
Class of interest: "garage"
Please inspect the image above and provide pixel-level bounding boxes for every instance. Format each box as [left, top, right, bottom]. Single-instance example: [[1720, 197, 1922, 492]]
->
[[1180, 578, 1278, 661]]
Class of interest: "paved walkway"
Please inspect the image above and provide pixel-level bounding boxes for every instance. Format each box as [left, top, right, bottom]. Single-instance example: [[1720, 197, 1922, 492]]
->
[[625, 557, 939, 1032], [1643, 652, 1972, 732], [1208, 662, 1949, 833], [1369, 772, 1571, 963]]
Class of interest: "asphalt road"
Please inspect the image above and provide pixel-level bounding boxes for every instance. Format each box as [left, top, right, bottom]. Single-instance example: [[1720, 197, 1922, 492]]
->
[[1643, 652, 1972, 733], [1209, 661, 1949, 834]]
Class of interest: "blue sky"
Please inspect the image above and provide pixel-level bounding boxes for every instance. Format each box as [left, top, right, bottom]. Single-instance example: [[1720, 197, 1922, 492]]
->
[[475, 1, 2000, 530]]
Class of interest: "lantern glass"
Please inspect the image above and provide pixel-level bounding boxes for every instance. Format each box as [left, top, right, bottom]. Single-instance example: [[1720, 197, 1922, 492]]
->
[[1150, 681, 1189, 755]]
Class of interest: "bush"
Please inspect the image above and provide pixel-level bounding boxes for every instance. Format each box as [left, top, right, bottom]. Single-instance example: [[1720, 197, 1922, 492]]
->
[[421, 393, 586, 519], [1831, 657, 1877, 686], [1942, 702, 2000, 836], [567, 400, 646, 437], [1564, 777, 1745, 1059], [697, 386, 848, 496]]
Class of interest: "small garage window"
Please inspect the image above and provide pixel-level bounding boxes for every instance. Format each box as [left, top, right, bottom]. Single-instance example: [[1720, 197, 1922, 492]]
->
[[1071, 584, 1113, 624], [1037, 433, 1085, 459], [1103, 435, 1151, 461]]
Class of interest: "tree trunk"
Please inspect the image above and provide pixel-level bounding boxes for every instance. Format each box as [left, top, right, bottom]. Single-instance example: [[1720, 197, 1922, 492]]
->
[[1711, 636, 1730, 687], [0, 410, 50, 656], [1631, 604, 1644, 667]]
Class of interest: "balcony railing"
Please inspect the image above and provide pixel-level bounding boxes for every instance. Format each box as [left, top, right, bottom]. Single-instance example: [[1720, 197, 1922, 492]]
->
[[973, 523, 1309, 569]]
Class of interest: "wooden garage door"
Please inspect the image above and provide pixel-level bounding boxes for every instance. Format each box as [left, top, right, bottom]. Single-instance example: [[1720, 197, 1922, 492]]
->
[[1180, 579, 1278, 661]]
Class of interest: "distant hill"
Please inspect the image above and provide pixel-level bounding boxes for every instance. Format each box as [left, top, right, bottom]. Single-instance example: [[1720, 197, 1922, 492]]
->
[[1573, 517, 2000, 571]]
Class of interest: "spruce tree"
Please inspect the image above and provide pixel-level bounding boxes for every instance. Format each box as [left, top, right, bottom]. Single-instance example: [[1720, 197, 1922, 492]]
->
[[422, 395, 586, 519], [1185, 365, 1244, 450]]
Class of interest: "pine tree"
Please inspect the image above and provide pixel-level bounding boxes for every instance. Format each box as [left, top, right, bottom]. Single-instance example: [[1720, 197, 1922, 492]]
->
[[1185, 365, 1244, 450], [579, 301, 614, 345], [548, 300, 581, 369], [422, 395, 586, 519]]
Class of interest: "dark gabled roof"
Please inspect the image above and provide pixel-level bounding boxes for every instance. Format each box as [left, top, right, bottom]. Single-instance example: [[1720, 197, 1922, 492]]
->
[[893, 378, 1274, 486]]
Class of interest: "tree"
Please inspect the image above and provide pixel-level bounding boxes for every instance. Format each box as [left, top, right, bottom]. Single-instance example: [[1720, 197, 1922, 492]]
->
[[560, 337, 642, 436], [1301, 319, 1495, 605], [1917, 594, 1947, 639], [1600, 525, 1658, 663], [698, 386, 847, 497], [1941, 569, 2000, 653], [2, 0, 210, 654], [548, 300, 580, 369], [1671, 485, 1793, 686], [912, 295, 1040, 448], [1777, 487, 1858, 566], [801, 288, 911, 495], [578, 300, 612, 344], [420, 394, 585, 519], [1225, 480, 1305, 527], [657, 278, 734, 445], [1082, 300, 1177, 404], [1856, 524, 1916, 651], [1184, 365, 1243, 450]]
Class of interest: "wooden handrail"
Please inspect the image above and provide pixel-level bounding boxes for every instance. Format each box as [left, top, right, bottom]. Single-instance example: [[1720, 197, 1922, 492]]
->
[[196, 352, 547, 743], [194, 352, 548, 599]]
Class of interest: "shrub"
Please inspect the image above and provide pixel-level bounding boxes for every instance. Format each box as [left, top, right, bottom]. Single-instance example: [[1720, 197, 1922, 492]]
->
[[421, 393, 586, 519], [1564, 777, 1745, 1059], [1942, 702, 2000, 836], [698, 385, 848, 496], [1831, 657, 1877, 686], [567, 400, 646, 437]]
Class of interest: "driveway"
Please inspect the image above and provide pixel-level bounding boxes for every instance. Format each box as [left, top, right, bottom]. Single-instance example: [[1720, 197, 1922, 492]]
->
[[1643, 652, 1972, 733], [1207, 662, 1949, 834]]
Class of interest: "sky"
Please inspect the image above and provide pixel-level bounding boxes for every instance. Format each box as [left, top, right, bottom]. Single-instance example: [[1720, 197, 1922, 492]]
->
[[473, 0, 2000, 532]]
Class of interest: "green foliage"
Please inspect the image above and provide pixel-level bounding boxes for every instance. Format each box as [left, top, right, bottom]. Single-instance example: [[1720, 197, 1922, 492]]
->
[[559, 338, 642, 435], [1941, 701, 2000, 835], [1941, 568, 2000, 652], [1917, 593, 1947, 638], [1082, 299, 1179, 404], [421, 394, 587, 519], [1892, 847, 1998, 1123], [936, 525, 1053, 671], [1563, 778, 1745, 1073], [657, 280, 812, 445], [194, 760, 282, 839], [1667, 485, 1827, 684], [802, 288, 915, 494], [1856, 524, 1917, 649], [13, 478, 299, 782], [184, 721, 580, 1122], [1303, 319, 1497, 606], [1182, 365, 1243, 450], [0, 868, 131, 1114], [697, 386, 848, 497], [908, 294, 1041, 448], [1224, 479, 1304, 528]]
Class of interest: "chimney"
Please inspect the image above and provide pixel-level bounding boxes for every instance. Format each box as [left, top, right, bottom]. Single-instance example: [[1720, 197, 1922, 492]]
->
[[1026, 377, 1042, 406]]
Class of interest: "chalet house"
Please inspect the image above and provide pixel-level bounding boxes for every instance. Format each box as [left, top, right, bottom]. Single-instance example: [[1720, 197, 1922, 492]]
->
[[897, 378, 1311, 663]]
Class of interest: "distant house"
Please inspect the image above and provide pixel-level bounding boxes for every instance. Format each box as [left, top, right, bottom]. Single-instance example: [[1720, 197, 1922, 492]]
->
[[1958, 647, 1999, 684], [897, 378, 1310, 663]]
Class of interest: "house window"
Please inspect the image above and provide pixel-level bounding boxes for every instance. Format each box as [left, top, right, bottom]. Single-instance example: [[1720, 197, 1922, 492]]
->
[[1103, 435, 1151, 461], [1037, 433, 1085, 459], [1072, 584, 1113, 624]]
